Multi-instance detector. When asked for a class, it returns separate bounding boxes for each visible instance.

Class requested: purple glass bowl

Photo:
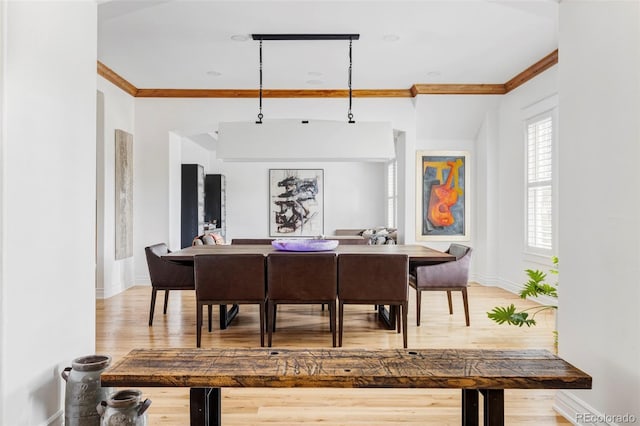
[271,239,339,252]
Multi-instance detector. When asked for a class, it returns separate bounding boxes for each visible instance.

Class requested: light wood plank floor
[96,283,569,425]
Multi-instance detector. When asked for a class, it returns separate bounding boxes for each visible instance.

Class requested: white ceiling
[98,0,558,90]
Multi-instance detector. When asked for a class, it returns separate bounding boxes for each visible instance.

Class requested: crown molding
[97,50,558,98]
[504,49,558,93]
[134,89,413,98]
[411,84,506,96]
[97,61,138,96]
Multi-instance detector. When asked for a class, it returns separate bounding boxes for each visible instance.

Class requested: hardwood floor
[96,283,569,425]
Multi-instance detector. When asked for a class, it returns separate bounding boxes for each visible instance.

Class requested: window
[526,112,554,253]
[386,159,397,228]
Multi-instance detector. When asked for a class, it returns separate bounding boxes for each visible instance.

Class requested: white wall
[1,3,97,424]
[556,1,640,421]
[412,95,500,256]
[181,136,212,171]
[97,76,136,298]
[496,67,559,290]
[133,97,416,283]
[215,160,386,240]
[474,108,500,285]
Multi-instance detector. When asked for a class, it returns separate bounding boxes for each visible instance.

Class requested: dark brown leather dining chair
[409,244,472,326]
[266,253,337,347]
[231,239,274,245]
[144,243,195,326]
[337,254,409,348]
[194,254,266,347]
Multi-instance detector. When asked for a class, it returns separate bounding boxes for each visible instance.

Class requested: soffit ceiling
[98,0,558,90]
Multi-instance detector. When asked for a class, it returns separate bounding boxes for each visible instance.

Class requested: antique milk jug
[97,389,151,426]
[61,354,112,426]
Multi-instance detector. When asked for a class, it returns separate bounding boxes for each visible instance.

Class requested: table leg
[377,305,397,329]
[462,389,479,426]
[480,389,504,426]
[190,387,221,426]
[219,304,240,330]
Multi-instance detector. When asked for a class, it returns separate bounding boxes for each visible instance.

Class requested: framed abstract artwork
[269,169,324,237]
[115,129,133,259]
[416,151,470,241]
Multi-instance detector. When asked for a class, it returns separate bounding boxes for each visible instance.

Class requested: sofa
[334,227,397,245]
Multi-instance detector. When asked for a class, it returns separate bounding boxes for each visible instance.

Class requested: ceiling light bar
[252,34,360,41]
[252,33,360,123]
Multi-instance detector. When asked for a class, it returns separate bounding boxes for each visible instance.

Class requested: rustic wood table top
[101,348,592,390]
[163,244,455,263]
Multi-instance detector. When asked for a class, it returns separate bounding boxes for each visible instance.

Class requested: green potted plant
[487,256,558,327]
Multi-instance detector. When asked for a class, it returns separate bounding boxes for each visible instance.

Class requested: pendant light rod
[252,33,360,123]
[348,39,354,123]
[252,34,359,41]
[256,39,263,124]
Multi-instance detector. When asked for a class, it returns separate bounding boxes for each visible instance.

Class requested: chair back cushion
[414,245,472,288]
[145,243,195,289]
[267,253,337,301]
[338,254,408,302]
[194,254,265,301]
[448,243,470,260]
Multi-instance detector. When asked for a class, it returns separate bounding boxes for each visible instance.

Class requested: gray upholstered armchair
[145,243,195,326]
[409,244,472,326]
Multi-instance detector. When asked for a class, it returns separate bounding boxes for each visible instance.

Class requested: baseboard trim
[136,276,151,286]
[554,390,628,426]
[41,409,63,426]
[470,272,499,286]
[485,277,556,306]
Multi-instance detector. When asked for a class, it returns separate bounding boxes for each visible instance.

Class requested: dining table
[163,243,455,329]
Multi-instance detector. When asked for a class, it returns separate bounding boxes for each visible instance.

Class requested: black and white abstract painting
[269,169,324,237]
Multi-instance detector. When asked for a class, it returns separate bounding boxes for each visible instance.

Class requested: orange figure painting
[418,152,467,240]
[427,161,458,227]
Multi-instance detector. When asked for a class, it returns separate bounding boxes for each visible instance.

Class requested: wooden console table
[101,348,591,426]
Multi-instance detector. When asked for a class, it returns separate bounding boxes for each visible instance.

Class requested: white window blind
[526,114,553,252]
[386,160,397,228]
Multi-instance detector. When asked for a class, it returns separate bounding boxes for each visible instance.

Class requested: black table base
[190,387,505,426]
[218,304,239,329]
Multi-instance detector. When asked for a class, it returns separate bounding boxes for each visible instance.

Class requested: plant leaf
[487,304,536,327]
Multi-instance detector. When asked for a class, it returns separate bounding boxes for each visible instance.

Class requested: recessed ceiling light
[427,71,441,77]
[206,70,222,77]
[230,34,250,42]
[382,34,400,42]
[307,71,323,77]
[306,79,323,85]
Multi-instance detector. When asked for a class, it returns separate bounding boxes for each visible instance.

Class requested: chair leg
[267,301,275,347]
[402,302,408,348]
[259,302,266,347]
[462,288,470,326]
[447,290,453,314]
[163,290,170,314]
[208,305,213,332]
[396,305,401,333]
[416,289,422,326]
[329,301,337,347]
[196,302,202,348]
[272,304,277,332]
[149,288,158,326]
[338,301,344,347]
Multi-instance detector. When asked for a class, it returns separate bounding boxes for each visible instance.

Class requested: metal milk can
[96,389,151,426]
[61,354,112,426]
